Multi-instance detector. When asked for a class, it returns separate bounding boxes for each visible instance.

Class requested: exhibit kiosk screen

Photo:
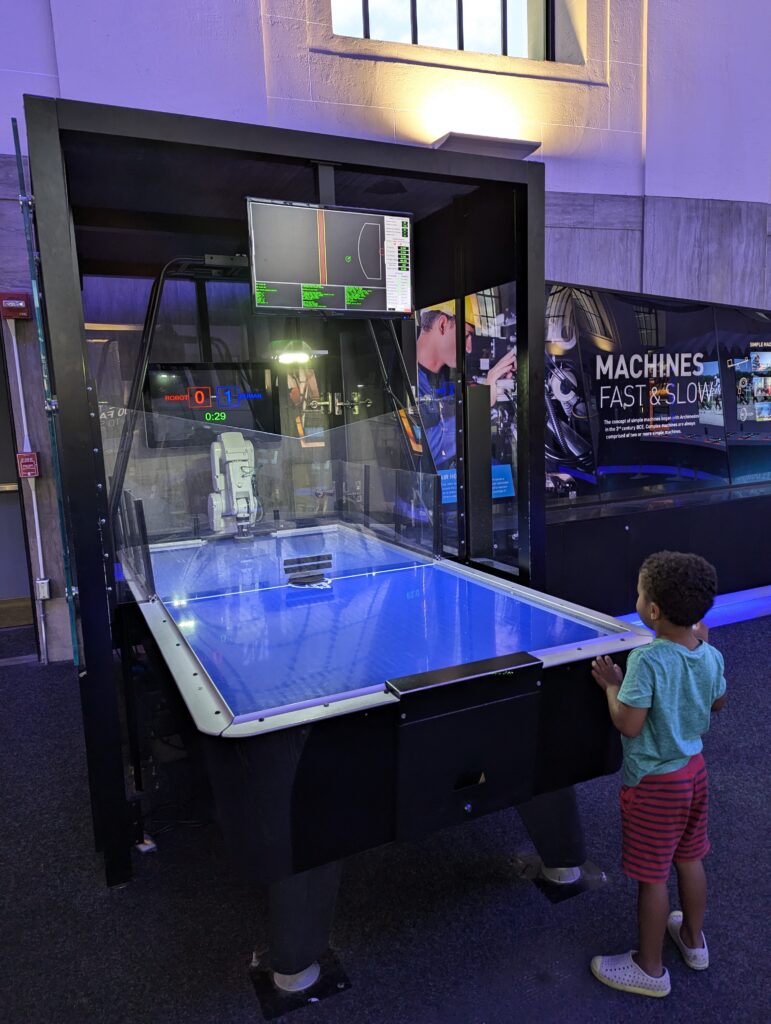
[247,198,413,315]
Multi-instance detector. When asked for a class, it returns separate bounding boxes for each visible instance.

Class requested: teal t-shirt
[617,638,726,787]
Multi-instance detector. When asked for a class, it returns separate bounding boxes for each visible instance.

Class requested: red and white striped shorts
[620,753,710,884]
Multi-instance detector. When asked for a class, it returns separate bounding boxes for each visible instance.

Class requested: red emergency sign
[16,452,40,478]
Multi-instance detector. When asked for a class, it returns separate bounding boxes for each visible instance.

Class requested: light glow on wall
[414,78,528,144]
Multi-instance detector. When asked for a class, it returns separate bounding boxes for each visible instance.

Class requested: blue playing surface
[149,527,611,720]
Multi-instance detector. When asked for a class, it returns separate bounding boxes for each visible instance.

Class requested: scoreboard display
[143,364,275,448]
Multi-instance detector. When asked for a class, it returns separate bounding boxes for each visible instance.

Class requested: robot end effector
[208,432,263,539]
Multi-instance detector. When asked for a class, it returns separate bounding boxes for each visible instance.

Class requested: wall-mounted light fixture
[431,131,541,160]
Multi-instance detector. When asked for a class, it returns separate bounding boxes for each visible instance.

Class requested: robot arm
[208,432,261,538]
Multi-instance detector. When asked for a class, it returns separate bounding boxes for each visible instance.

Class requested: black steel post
[362,0,370,39]
[465,383,493,559]
[315,163,336,206]
[195,279,212,362]
[515,175,546,588]
[453,198,468,561]
[24,96,132,884]
[546,0,556,61]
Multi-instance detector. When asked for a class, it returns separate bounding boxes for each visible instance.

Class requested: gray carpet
[0,618,768,1024]
[0,624,36,658]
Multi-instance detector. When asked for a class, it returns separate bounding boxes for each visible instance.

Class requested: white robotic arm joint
[207,432,262,537]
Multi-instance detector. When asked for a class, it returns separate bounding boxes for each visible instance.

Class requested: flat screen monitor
[143,363,276,448]
[247,197,413,315]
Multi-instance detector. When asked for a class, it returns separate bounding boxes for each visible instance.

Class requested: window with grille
[331,1,555,61]
[633,305,665,349]
[573,288,613,341]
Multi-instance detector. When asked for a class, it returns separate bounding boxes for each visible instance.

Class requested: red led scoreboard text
[162,384,263,422]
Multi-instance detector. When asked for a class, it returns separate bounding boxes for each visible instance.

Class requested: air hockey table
[124,522,650,981]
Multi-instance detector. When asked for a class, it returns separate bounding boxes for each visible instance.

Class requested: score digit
[187,385,213,408]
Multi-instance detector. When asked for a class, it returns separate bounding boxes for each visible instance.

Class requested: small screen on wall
[247,198,413,315]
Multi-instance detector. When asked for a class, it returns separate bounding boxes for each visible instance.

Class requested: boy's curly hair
[638,551,718,627]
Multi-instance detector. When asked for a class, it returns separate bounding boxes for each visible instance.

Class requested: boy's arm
[694,622,728,711]
[591,655,649,738]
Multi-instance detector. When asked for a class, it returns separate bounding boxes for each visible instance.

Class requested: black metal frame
[24,95,545,884]
[24,99,133,885]
[355,0,556,59]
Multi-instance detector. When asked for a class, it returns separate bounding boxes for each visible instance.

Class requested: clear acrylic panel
[465,285,519,568]
[114,410,440,605]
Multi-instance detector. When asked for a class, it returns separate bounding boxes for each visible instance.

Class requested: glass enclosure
[96,263,439,606]
[414,282,519,572]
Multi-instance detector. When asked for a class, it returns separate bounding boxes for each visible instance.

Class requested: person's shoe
[590,951,671,997]
[667,910,709,970]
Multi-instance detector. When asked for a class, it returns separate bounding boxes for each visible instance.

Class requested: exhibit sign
[543,286,732,504]
[415,290,517,505]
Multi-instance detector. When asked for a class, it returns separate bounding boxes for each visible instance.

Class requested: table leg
[267,860,342,978]
[515,786,586,868]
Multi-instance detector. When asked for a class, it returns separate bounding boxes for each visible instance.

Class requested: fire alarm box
[0,293,32,320]
[16,452,40,478]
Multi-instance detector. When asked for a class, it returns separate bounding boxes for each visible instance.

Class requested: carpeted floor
[0,618,768,1024]
[0,623,37,658]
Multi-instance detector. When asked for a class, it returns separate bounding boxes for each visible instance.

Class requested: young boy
[590,551,727,997]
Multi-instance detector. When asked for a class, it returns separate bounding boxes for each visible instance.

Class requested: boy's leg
[674,859,707,948]
[635,881,669,978]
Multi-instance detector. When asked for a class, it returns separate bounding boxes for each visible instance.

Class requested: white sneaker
[667,911,709,970]
[590,951,671,997]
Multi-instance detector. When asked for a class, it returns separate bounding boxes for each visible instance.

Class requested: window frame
[348,0,556,60]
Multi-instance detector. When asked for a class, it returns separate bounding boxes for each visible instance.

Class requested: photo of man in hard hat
[416,297,516,470]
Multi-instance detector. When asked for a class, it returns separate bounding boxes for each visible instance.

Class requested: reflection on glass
[715,307,771,484]
[331,0,364,37]
[417,0,458,50]
[507,0,530,58]
[464,0,502,55]
[370,0,412,43]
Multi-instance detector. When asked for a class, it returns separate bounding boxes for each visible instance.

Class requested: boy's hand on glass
[591,655,623,691]
[693,621,709,643]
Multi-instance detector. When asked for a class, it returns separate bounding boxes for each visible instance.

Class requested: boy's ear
[649,601,660,621]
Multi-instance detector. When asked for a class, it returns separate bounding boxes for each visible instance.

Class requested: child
[589,551,727,997]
